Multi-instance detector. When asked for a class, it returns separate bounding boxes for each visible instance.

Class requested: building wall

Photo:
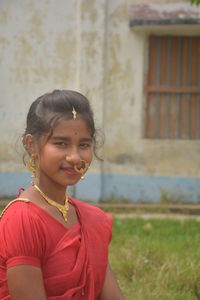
[102,0,200,202]
[0,0,200,202]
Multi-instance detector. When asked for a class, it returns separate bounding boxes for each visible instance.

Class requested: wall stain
[55,33,76,61]
[111,3,128,20]
[0,10,8,25]
[10,35,33,84]
[29,9,45,42]
[0,36,9,50]
[109,153,135,164]
[108,34,121,80]
[81,0,98,24]
[105,139,200,176]
[31,58,50,81]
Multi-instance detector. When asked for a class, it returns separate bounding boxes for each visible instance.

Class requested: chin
[64,178,81,186]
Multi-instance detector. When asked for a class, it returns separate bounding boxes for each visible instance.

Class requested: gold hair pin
[72,106,77,120]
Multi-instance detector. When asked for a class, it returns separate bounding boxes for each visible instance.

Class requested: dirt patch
[113,212,200,221]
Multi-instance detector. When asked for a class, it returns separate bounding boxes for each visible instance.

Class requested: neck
[33,184,69,221]
[34,179,67,205]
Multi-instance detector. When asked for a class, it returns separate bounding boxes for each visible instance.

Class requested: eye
[55,142,67,147]
[79,143,91,149]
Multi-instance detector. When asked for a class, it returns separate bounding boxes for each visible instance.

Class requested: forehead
[52,117,91,136]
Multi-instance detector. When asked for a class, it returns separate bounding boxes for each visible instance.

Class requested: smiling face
[32,117,93,190]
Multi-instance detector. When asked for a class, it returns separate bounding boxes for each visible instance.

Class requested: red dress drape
[0,197,112,299]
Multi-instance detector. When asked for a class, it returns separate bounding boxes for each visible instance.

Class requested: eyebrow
[51,136,93,142]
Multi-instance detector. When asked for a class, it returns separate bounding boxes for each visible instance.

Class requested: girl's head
[22,90,101,159]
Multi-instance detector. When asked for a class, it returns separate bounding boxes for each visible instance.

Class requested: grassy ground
[110,217,200,300]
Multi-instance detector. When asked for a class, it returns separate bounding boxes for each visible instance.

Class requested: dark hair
[22,89,103,160]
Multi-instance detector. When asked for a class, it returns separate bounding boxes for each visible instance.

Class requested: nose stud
[74,160,89,180]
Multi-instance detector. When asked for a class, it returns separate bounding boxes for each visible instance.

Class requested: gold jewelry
[74,160,89,180]
[72,106,77,120]
[28,154,39,179]
[33,184,69,221]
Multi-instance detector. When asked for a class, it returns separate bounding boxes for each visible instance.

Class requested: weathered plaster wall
[78,0,106,153]
[0,0,80,172]
[0,0,105,169]
[103,0,200,177]
[103,0,145,164]
[100,0,200,201]
[0,0,200,201]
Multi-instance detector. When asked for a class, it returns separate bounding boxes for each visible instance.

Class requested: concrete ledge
[129,18,200,26]
[129,3,200,27]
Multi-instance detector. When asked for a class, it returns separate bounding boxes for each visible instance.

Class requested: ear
[24,134,38,156]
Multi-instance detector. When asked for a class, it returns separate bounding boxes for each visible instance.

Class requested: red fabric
[0,198,112,299]
[17,188,25,197]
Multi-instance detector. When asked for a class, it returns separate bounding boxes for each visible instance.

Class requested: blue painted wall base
[0,172,200,203]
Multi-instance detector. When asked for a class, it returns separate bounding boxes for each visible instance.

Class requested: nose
[65,147,80,164]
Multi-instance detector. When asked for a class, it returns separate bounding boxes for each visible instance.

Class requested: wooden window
[145,36,200,139]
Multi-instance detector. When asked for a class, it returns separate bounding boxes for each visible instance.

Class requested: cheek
[86,149,93,162]
[38,146,60,162]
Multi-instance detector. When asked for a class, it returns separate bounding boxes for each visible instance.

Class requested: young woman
[0,90,125,300]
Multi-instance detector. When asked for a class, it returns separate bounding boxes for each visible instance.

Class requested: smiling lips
[61,166,78,176]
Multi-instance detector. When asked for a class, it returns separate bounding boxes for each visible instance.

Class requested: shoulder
[1,199,31,222]
[71,197,113,241]
[0,199,46,235]
[0,199,47,262]
[71,197,111,222]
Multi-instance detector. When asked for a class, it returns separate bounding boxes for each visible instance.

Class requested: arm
[99,262,125,300]
[7,265,47,300]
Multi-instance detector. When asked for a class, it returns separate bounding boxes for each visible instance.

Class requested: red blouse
[0,197,112,299]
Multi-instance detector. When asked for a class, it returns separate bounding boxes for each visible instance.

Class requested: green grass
[109,217,200,300]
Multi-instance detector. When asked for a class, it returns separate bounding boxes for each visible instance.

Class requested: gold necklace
[33,184,69,221]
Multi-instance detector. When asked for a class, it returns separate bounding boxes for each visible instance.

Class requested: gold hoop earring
[74,160,89,180]
[28,154,39,180]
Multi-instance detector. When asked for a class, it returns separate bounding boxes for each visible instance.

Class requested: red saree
[0,197,112,299]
